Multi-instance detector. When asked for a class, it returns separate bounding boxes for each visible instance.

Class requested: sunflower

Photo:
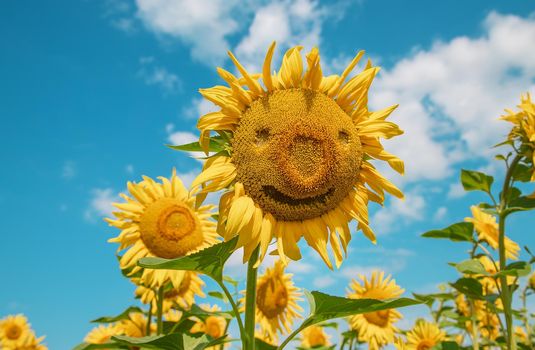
[134,271,205,312]
[300,325,331,349]
[405,320,445,350]
[243,259,302,339]
[501,93,535,180]
[192,43,404,268]
[465,206,520,260]
[107,170,219,288]
[84,324,124,345]
[455,294,500,341]
[190,304,227,347]
[1,332,47,350]
[347,271,404,350]
[475,255,514,293]
[515,326,528,345]
[530,273,535,290]
[0,315,32,348]
[120,312,155,338]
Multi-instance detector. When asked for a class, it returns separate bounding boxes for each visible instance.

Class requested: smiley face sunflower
[193,43,404,268]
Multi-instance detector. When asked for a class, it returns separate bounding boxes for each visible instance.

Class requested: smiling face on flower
[233,89,363,221]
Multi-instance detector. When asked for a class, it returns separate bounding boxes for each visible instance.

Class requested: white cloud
[183,98,218,120]
[433,206,448,222]
[372,190,426,235]
[447,182,466,199]
[84,188,120,222]
[167,128,197,146]
[61,161,76,179]
[135,0,240,64]
[137,56,181,93]
[370,12,535,183]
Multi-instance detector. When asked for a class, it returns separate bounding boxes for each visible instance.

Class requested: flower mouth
[261,185,334,207]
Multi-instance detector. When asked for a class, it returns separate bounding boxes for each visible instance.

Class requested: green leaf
[166,137,224,153]
[112,334,225,350]
[438,341,461,350]
[300,291,421,328]
[506,196,535,215]
[138,237,238,282]
[179,304,234,321]
[450,278,484,300]
[91,306,143,323]
[72,343,126,350]
[512,163,533,182]
[452,259,489,275]
[208,291,226,301]
[421,222,474,242]
[494,261,531,278]
[255,338,278,350]
[460,169,494,193]
[222,276,239,287]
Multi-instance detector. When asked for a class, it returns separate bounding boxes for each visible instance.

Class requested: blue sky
[1,0,535,349]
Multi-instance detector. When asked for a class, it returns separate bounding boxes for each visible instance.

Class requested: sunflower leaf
[452,259,489,275]
[255,338,278,350]
[460,169,494,193]
[72,343,127,350]
[493,261,531,278]
[112,334,225,350]
[137,237,238,282]
[91,306,144,323]
[421,222,474,242]
[166,137,224,153]
[505,196,535,215]
[450,277,484,300]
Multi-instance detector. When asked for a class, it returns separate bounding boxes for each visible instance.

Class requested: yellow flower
[529,273,535,290]
[347,271,404,350]
[107,170,219,288]
[120,312,155,338]
[192,43,404,268]
[84,324,123,345]
[300,325,330,348]
[465,206,520,260]
[501,93,535,181]
[475,255,515,293]
[244,260,302,339]
[164,309,182,323]
[393,336,407,350]
[1,332,47,350]
[455,294,500,341]
[515,326,528,345]
[134,271,206,313]
[405,320,445,350]
[0,315,32,347]
[190,304,227,349]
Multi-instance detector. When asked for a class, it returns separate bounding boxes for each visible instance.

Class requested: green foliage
[494,261,531,277]
[452,259,489,275]
[460,169,494,193]
[166,136,225,153]
[450,277,484,300]
[72,343,126,350]
[91,306,143,323]
[112,333,225,350]
[422,222,474,242]
[138,237,238,282]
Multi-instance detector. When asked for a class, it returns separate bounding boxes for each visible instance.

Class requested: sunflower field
[2,38,535,350]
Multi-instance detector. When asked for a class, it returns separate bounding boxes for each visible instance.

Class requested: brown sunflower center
[416,340,435,350]
[363,310,390,327]
[204,316,223,338]
[139,198,203,259]
[233,88,363,221]
[6,324,22,340]
[256,278,289,319]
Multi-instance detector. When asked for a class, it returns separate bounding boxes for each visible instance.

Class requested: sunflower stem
[146,301,153,336]
[469,299,480,350]
[244,246,260,350]
[216,280,245,344]
[156,286,164,335]
[497,154,521,350]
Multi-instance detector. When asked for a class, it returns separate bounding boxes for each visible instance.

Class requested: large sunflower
[405,320,445,350]
[347,271,404,350]
[134,271,205,312]
[244,259,302,339]
[84,324,124,345]
[0,315,32,348]
[192,43,404,268]
[107,170,219,288]
[465,206,520,260]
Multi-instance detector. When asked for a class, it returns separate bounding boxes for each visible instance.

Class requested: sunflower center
[363,310,390,327]
[256,278,289,319]
[416,340,435,350]
[233,88,363,221]
[139,198,203,259]
[204,317,223,338]
[6,324,22,340]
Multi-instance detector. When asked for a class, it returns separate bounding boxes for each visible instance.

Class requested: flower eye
[338,130,350,144]
[256,128,271,146]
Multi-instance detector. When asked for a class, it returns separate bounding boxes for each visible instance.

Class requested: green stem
[216,280,245,344]
[244,247,260,350]
[469,299,480,350]
[219,318,231,350]
[156,286,164,335]
[146,301,153,336]
[521,287,533,347]
[498,154,522,350]
[278,323,306,350]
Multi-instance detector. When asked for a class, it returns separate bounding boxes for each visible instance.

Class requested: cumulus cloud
[137,56,181,93]
[372,190,426,235]
[370,12,535,183]
[84,188,120,222]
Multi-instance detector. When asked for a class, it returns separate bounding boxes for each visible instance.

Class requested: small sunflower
[107,170,219,288]
[1,332,47,350]
[347,271,404,350]
[164,309,182,323]
[501,93,535,180]
[465,206,520,260]
[300,325,331,349]
[192,43,404,268]
[120,312,155,338]
[515,326,528,345]
[190,304,227,347]
[0,315,31,347]
[405,320,445,350]
[134,271,205,312]
[84,324,124,345]
[244,260,302,339]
